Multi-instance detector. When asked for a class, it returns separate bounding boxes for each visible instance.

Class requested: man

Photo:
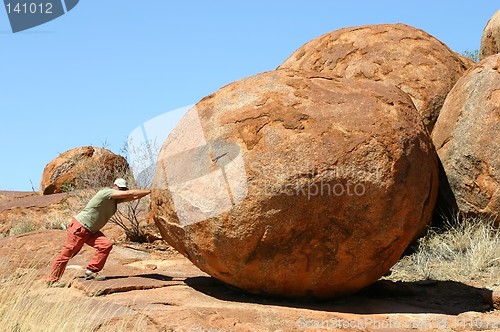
[47,178,151,287]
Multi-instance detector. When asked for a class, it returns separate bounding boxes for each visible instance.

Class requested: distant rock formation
[480,10,500,60]
[278,23,472,132]
[40,146,129,195]
[151,69,439,298]
[432,54,500,220]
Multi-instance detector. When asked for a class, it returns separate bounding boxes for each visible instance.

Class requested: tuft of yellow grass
[8,218,35,236]
[388,215,500,288]
[0,259,153,332]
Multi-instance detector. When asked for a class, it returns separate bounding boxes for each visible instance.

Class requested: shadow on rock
[185,277,493,315]
[73,273,180,296]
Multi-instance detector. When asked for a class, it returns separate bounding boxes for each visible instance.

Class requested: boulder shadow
[130,273,175,281]
[184,277,493,315]
[74,274,175,282]
[73,273,179,296]
[432,157,459,228]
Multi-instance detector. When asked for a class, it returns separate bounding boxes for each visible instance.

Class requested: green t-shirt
[75,188,118,232]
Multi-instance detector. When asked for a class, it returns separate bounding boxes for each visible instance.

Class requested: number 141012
[5,2,53,14]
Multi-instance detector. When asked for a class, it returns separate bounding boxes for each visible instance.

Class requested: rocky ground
[0,191,499,331]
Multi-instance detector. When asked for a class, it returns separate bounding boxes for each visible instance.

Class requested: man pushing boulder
[46,178,150,287]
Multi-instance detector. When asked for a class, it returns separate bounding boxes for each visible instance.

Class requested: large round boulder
[480,9,500,60]
[278,23,472,132]
[151,70,439,298]
[40,146,129,195]
[432,55,500,220]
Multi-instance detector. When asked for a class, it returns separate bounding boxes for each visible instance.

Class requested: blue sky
[0,1,498,191]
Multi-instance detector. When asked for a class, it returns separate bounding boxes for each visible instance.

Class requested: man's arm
[111,189,151,204]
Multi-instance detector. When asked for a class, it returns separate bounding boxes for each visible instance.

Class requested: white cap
[114,178,128,189]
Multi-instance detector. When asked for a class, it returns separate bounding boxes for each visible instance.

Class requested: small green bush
[462,49,480,62]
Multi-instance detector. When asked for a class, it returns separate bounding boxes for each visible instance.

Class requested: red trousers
[47,218,113,282]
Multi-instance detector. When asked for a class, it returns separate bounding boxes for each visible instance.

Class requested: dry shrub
[388,215,500,288]
[73,159,129,193]
[109,196,150,243]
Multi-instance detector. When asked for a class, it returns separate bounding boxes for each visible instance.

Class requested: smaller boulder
[432,55,500,219]
[480,10,500,60]
[278,23,472,132]
[40,146,129,195]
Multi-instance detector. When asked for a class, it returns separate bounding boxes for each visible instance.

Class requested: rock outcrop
[480,10,500,60]
[432,55,500,220]
[278,23,472,132]
[40,146,129,195]
[0,191,68,236]
[151,70,439,298]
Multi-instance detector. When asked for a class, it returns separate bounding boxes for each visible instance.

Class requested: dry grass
[8,218,35,236]
[388,215,500,288]
[4,214,69,238]
[0,259,154,332]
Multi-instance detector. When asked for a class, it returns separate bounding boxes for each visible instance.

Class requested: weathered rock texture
[40,146,129,195]
[481,10,500,60]
[278,24,472,132]
[151,70,439,298]
[432,55,500,220]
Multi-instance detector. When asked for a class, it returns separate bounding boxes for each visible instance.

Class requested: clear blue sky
[0,1,497,191]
